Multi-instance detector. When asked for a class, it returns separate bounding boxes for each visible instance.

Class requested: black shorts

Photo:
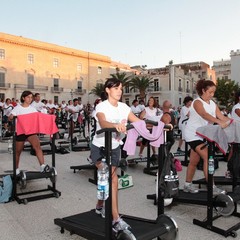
[16,134,36,142]
[187,140,205,151]
[90,144,120,167]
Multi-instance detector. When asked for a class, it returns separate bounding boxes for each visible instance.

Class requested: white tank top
[185,97,216,142]
[231,103,240,121]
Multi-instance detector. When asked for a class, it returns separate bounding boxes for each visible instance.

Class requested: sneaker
[112,217,131,233]
[41,164,51,173]
[183,183,199,193]
[213,186,226,196]
[177,148,184,152]
[225,171,232,179]
[139,154,143,159]
[95,206,105,218]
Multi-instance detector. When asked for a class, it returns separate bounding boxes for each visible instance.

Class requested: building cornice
[0,32,111,64]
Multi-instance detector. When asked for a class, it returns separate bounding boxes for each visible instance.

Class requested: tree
[214,79,239,111]
[110,71,132,87]
[128,75,154,100]
[89,83,105,98]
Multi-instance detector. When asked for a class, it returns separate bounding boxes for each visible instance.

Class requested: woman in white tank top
[183,79,231,195]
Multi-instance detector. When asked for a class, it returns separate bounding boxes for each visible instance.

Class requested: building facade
[230,49,240,84]
[212,59,231,81]
[0,32,133,104]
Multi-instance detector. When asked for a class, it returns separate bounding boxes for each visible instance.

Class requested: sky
[1,0,240,68]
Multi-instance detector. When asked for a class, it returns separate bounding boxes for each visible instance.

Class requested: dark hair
[103,78,122,99]
[234,91,240,104]
[132,99,138,104]
[20,90,33,103]
[147,96,158,108]
[183,96,193,105]
[34,93,40,97]
[196,79,216,96]
[73,98,78,103]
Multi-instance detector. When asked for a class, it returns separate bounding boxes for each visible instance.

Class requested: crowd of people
[0,78,240,235]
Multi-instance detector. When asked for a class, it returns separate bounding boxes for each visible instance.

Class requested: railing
[51,87,63,93]
[74,89,86,94]
[0,83,11,89]
[178,87,183,91]
[14,84,48,90]
[186,88,190,93]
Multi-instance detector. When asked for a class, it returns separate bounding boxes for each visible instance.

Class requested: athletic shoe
[213,186,226,196]
[95,206,105,218]
[139,154,143,159]
[225,171,232,179]
[177,148,184,152]
[112,218,131,233]
[41,164,51,173]
[183,183,199,193]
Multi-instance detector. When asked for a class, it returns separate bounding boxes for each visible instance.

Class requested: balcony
[51,87,63,93]
[186,88,190,93]
[153,86,161,92]
[74,88,86,95]
[0,83,11,89]
[14,84,48,91]
[178,87,183,92]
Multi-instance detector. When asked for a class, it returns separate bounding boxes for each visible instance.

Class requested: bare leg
[185,149,200,182]
[15,141,25,169]
[27,135,45,165]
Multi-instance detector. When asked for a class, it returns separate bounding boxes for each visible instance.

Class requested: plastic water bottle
[208,156,215,175]
[8,139,13,154]
[97,158,109,200]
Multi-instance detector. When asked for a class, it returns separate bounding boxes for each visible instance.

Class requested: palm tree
[110,71,132,87]
[128,75,154,100]
[89,83,105,98]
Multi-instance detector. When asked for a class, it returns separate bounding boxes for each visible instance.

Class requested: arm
[97,112,127,133]
[139,109,146,120]
[194,100,230,128]
[235,108,240,118]
[215,105,231,121]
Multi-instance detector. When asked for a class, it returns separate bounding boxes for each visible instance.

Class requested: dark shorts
[90,144,120,167]
[187,140,205,151]
[16,134,36,142]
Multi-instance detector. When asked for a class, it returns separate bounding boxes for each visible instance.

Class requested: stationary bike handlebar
[96,120,171,135]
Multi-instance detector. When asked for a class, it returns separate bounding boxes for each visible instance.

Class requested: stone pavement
[0,139,239,240]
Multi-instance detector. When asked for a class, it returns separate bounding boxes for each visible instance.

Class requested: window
[98,66,102,74]
[0,72,5,87]
[53,78,59,88]
[179,97,182,105]
[28,53,34,64]
[77,63,82,72]
[178,79,182,91]
[53,58,59,68]
[154,79,159,91]
[155,97,159,105]
[77,81,82,91]
[27,74,34,89]
[0,49,5,60]
[0,93,5,101]
[125,98,130,106]
[54,96,58,104]
[125,83,130,93]
[186,81,190,92]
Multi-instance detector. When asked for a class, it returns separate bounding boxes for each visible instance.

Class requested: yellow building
[0,32,132,104]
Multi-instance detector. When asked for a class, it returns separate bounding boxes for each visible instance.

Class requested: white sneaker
[183,183,199,193]
[112,218,131,233]
[213,186,226,196]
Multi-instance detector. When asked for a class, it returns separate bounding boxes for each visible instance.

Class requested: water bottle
[208,156,215,175]
[8,139,13,154]
[97,158,109,200]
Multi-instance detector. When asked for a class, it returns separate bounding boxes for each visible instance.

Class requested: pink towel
[123,120,164,155]
[16,112,58,135]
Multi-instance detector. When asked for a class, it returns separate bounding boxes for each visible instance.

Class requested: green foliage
[214,79,239,111]
[110,72,132,87]
[128,75,154,100]
[89,83,105,97]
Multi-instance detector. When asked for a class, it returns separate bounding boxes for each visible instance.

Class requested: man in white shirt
[31,93,47,113]
[130,99,141,117]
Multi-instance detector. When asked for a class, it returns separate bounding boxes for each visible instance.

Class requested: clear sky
[1,0,240,68]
